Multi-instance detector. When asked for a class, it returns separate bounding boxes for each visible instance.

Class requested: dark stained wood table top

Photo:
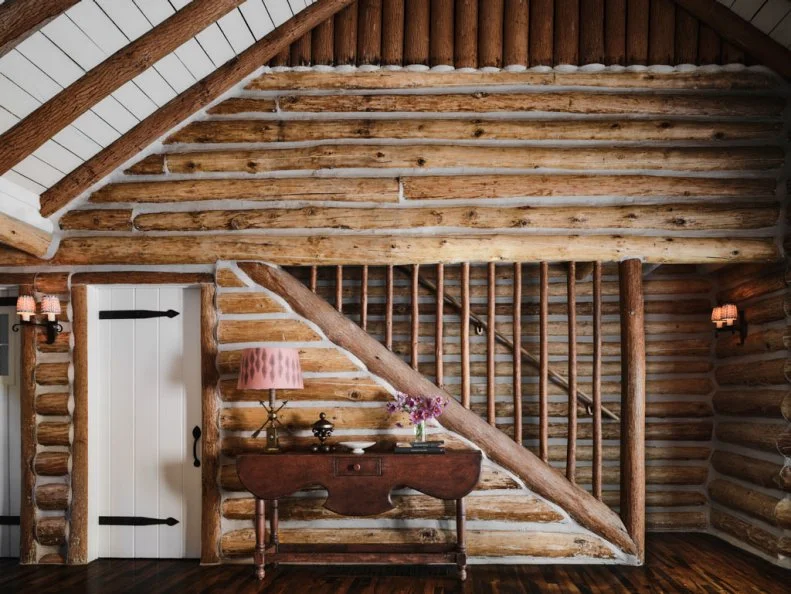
[237,449,482,516]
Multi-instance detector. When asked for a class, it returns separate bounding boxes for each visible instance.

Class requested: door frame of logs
[13,273,219,565]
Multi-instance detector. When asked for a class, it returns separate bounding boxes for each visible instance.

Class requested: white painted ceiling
[0,0,313,194]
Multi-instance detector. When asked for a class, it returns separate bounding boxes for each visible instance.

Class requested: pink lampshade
[41,295,61,321]
[237,347,304,390]
[16,295,36,322]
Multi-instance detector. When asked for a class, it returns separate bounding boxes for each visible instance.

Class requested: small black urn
[311,412,334,453]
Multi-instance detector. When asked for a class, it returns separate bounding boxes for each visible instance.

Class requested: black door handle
[192,425,201,467]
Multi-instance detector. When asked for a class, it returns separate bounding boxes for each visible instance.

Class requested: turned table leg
[456,498,467,581]
[254,498,266,580]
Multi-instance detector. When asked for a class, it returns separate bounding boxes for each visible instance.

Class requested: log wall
[709,260,791,569]
[212,262,627,562]
[288,262,715,532]
[41,67,787,269]
[269,0,754,67]
[0,273,73,564]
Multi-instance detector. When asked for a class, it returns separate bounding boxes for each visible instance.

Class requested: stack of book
[394,440,445,454]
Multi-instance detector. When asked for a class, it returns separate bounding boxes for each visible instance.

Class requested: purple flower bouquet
[386,391,447,442]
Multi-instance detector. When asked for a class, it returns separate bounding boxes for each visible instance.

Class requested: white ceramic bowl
[339,441,376,455]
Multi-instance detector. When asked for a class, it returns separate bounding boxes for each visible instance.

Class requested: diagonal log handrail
[395,265,619,421]
[240,261,638,558]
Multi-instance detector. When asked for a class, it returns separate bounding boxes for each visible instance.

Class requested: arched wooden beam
[39,0,356,218]
[0,0,78,58]
[0,0,245,177]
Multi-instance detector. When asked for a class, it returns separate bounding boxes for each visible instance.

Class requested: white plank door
[0,304,21,558]
[91,287,201,559]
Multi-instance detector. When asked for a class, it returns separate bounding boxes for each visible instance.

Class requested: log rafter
[0,0,245,177]
[0,0,78,58]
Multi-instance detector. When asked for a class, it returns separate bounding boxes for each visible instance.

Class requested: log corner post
[19,321,37,564]
[68,285,89,564]
[200,284,221,564]
[619,259,646,562]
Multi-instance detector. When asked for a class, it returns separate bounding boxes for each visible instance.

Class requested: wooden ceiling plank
[0,0,79,58]
[0,0,244,176]
[674,0,791,78]
[39,0,356,218]
[0,212,52,258]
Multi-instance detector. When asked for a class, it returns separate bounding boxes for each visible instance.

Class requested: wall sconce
[13,294,64,344]
[712,303,747,345]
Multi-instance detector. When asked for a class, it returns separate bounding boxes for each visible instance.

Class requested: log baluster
[513,262,522,444]
[435,263,445,387]
[619,258,646,561]
[593,261,603,500]
[566,262,578,482]
[310,266,318,293]
[411,264,420,370]
[385,264,394,350]
[539,262,549,462]
[487,262,496,425]
[361,265,369,331]
[461,262,471,409]
[335,265,343,312]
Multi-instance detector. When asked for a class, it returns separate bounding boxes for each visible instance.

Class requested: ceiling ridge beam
[673,0,791,79]
[0,0,244,176]
[0,0,79,58]
[39,0,356,218]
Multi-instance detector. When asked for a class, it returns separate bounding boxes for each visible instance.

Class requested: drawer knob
[352,463,361,472]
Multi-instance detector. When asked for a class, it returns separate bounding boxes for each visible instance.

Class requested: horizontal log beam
[716,421,787,453]
[244,69,784,91]
[219,527,616,559]
[34,452,70,476]
[35,517,66,547]
[217,293,285,314]
[0,0,245,174]
[35,483,69,511]
[404,174,777,200]
[58,209,133,231]
[1,234,775,266]
[89,178,398,204]
[709,478,791,528]
[165,117,782,144]
[713,389,791,419]
[0,213,52,258]
[70,271,214,285]
[132,203,780,233]
[711,450,790,492]
[38,0,359,217]
[219,348,359,375]
[219,92,784,117]
[152,145,783,174]
[715,357,790,386]
[221,493,563,522]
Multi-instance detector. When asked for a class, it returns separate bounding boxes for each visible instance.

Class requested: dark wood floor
[0,534,788,593]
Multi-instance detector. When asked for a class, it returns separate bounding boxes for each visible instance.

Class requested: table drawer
[333,457,382,477]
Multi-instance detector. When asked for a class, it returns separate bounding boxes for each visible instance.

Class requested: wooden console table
[236,449,482,581]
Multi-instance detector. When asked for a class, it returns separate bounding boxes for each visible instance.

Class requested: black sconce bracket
[714,313,748,346]
[12,320,64,344]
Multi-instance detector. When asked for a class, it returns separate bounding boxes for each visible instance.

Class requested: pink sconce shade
[41,295,62,321]
[237,347,304,390]
[16,295,36,322]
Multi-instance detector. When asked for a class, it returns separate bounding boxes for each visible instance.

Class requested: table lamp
[237,347,303,453]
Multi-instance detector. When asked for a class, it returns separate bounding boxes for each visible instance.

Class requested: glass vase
[413,420,427,443]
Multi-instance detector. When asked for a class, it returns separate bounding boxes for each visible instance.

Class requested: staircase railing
[286,259,646,560]
[243,261,640,558]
